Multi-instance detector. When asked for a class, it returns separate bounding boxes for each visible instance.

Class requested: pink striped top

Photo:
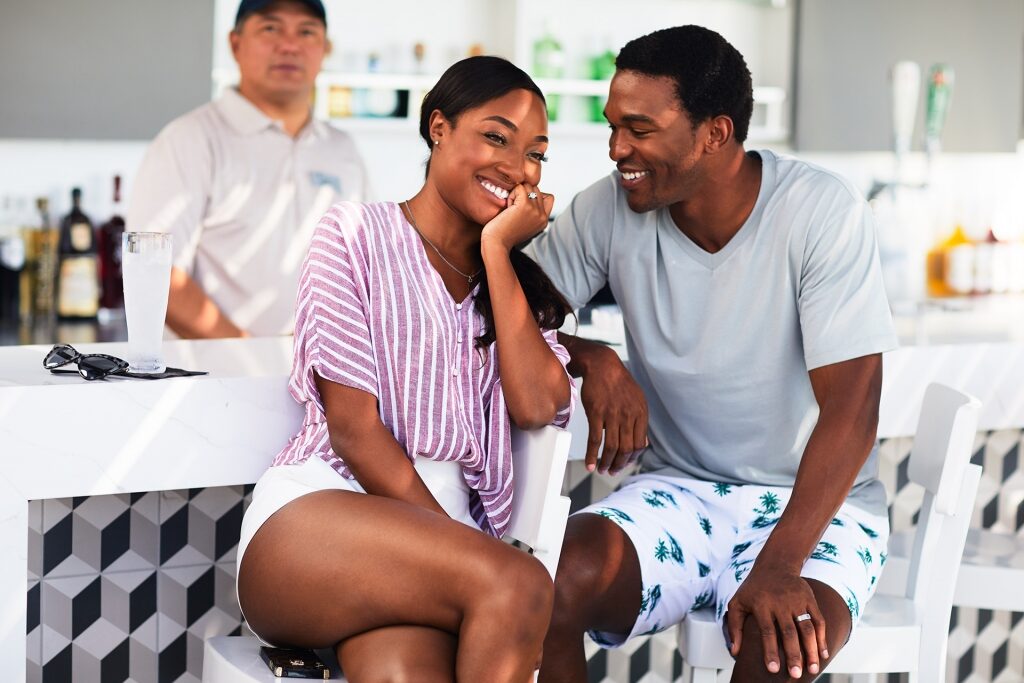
[272,201,574,536]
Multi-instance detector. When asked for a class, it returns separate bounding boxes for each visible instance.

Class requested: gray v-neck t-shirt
[525,150,898,513]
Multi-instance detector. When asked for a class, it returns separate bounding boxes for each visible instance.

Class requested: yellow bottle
[926,225,970,297]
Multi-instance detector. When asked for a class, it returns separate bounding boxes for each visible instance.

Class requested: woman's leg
[238,489,553,683]
[335,625,456,683]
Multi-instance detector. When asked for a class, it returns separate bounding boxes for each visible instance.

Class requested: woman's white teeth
[622,171,648,181]
[481,180,510,199]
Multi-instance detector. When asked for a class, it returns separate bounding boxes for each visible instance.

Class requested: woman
[236,56,574,683]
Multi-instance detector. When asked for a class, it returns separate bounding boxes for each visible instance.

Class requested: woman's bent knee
[485,552,554,634]
[348,663,452,683]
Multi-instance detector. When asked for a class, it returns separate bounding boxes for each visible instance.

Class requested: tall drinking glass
[122,232,173,373]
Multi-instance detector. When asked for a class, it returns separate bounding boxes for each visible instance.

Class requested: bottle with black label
[56,187,100,320]
[97,175,126,310]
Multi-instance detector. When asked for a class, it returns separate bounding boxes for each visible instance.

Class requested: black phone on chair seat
[259,646,330,679]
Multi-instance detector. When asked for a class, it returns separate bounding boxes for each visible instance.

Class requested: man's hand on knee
[725,565,828,679]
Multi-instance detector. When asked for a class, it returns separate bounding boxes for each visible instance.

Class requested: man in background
[128,0,368,338]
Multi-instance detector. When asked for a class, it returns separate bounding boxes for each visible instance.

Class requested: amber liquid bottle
[97,176,125,310]
[56,187,100,320]
[33,198,59,320]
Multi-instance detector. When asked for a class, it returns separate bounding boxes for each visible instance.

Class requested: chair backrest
[908,383,981,513]
[901,383,982,681]
[506,425,572,577]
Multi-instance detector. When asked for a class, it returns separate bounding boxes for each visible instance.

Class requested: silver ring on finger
[527,191,538,199]
[795,613,812,622]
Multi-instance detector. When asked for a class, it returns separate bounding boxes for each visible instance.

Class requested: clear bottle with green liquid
[924,64,954,157]
[533,25,565,121]
[588,41,616,123]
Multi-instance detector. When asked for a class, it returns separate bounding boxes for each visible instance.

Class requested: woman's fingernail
[809,663,820,674]
[767,661,780,673]
[823,649,829,659]
[790,666,802,678]
[586,463,595,472]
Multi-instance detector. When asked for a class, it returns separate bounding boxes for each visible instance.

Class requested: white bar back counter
[3,335,1024,677]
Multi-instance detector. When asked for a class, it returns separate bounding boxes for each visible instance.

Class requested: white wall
[0,0,213,140]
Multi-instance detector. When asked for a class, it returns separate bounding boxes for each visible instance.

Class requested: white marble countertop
[0,338,303,500]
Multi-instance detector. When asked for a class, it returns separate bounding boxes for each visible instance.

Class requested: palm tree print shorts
[579,473,889,649]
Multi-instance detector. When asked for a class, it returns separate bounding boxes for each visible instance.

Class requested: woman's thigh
[337,625,456,683]
[238,488,546,647]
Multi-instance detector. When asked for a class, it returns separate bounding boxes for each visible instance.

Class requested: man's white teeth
[622,171,648,181]
[481,180,510,199]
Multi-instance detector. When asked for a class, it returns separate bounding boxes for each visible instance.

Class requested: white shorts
[236,455,480,643]
[579,473,889,648]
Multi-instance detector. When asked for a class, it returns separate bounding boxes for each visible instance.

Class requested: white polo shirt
[127,88,369,336]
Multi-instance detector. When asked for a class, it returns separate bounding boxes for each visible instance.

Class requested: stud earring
[433,139,440,146]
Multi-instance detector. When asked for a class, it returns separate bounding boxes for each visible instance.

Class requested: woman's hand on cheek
[481,184,554,252]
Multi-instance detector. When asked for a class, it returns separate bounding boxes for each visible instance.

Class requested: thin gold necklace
[403,200,483,284]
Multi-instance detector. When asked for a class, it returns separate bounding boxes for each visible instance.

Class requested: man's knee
[729,580,853,681]
[550,514,642,629]
[805,579,852,647]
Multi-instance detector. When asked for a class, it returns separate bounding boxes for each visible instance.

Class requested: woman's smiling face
[428,88,549,227]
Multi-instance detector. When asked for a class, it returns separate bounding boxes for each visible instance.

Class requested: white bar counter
[3,335,1024,676]
[0,338,301,678]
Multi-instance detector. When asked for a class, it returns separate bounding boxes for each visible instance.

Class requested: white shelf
[212,67,789,142]
[216,68,787,102]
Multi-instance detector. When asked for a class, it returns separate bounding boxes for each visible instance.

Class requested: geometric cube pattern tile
[29,486,248,683]
[27,432,1024,682]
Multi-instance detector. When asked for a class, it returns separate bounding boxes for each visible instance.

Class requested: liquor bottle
[0,199,25,328]
[889,61,920,164]
[362,53,400,118]
[97,175,126,310]
[56,187,100,320]
[924,64,954,158]
[925,225,971,297]
[32,198,59,319]
[533,25,565,121]
[588,38,617,123]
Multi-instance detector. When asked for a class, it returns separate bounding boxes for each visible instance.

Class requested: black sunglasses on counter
[43,344,130,381]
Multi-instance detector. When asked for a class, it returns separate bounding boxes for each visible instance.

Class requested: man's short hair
[234,0,326,30]
[616,25,753,142]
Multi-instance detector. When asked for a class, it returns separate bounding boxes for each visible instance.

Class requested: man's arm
[725,353,883,676]
[557,332,648,474]
[165,267,248,339]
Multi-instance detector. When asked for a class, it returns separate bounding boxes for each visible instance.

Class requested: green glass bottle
[589,45,617,123]
[533,27,565,121]
[924,64,954,156]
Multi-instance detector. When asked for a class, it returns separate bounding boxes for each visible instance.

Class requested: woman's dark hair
[419,56,544,155]
[418,55,572,348]
[616,25,754,142]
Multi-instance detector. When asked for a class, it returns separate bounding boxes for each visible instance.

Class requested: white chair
[203,424,573,682]
[677,383,983,683]
[883,510,1024,614]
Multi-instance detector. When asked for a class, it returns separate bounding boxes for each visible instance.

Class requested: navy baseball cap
[235,0,327,27]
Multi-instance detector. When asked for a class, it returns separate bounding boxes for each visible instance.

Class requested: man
[526,26,898,682]
[128,0,368,338]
